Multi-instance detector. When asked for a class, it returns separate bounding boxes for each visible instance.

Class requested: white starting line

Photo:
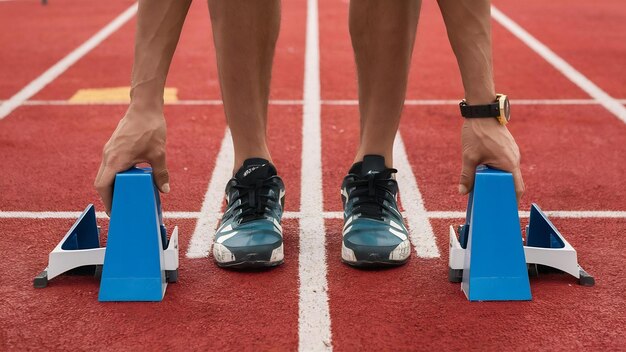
[1,2,625,352]
[4,98,626,106]
[2,210,625,220]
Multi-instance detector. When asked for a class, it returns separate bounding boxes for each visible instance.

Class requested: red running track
[1,0,626,350]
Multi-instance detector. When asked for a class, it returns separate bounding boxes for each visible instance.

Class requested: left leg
[350,0,421,166]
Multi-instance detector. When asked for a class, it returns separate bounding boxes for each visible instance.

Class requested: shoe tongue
[235,158,276,184]
[360,155,387,177]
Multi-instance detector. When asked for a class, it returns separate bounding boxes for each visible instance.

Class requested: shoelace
[231,177,278,224]
[345,170,397,221]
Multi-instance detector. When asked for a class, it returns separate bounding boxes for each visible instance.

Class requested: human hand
[458,118,524,202]
[94,107,170,215]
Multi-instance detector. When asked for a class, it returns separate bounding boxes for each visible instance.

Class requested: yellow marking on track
[68,87,178,103]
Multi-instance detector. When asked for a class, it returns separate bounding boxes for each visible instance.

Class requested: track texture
[0,0,625,350]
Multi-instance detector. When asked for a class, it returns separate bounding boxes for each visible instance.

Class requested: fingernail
[458,184,468,195]
[162,183,170,193]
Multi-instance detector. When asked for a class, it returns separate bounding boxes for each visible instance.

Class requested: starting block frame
[449,203,594,287]
[448,166,594,301]
[34,167,180,302]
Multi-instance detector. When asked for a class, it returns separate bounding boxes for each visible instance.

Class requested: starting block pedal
[524,204,595,287]
[33,204,105,288]
[448,166,594,301]
[34,167,179,302]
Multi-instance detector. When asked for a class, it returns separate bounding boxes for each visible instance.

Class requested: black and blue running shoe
[212,158,285,268]
[341,155,411,267]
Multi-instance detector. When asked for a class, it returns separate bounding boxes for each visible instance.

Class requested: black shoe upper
[341,155,401,223]
[222,158,285,226]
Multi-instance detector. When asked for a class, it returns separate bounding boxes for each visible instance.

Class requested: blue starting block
[448,166,594,301]
[34,167,179,302]
[451,166,531,301]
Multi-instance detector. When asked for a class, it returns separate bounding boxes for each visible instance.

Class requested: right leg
[208,0,281,173]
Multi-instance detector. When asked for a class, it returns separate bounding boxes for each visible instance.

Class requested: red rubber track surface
[492,0,626,98]
[319,0,589,100]
[0,0,135,98]
[0,218,300,351]
[1,0,626,350]
[326,218,626,351]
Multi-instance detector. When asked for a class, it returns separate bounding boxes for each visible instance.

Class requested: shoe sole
[214,243,284,269]
[341,240,410,267]
[341,257,409,268]
[216,259,284,269]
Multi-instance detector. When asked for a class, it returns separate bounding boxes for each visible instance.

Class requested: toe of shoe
[343,219,410,263]
[214,227,283,264]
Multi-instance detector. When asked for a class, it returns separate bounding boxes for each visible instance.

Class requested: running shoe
[213,158,285,268]
[340,155,411,266]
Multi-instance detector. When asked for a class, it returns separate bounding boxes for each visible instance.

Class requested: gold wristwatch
[459,94,510,126]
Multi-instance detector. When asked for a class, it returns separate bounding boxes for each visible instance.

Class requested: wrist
[128,75,167,110]
[464,92,496,106]
[128,99,163,115]
[464,117,503,130]
[128,89,164,115]
[126,100,165,122]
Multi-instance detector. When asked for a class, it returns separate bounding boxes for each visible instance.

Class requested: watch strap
[459,101,500,118]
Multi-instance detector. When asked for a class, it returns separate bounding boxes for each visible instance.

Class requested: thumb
[459,155,479,196]
[150,152,170,194]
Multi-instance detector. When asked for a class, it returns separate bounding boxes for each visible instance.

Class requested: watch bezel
[496,94,510,125]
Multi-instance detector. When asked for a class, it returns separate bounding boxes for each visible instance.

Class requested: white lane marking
[0,3,138,120]
[492,6,626,124]
[11,98,624,106]
[393,134,440,259]
[427,210,626,219]
[185,129,233,258]
[405,99,602,105]
[323,99,604,106]
[3,209,626,220]
[299,0,331,350]
[0,211,202,219]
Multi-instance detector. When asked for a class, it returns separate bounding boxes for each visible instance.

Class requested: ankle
[233,155,273,174]
[353,151,393,168]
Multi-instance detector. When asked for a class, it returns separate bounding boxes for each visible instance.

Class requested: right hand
[458,118,524,203]
[94,108,170,215]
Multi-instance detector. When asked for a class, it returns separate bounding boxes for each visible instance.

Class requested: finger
[149,152,170,194]
[94,164,117,216]
[459,155,479,195]
[94,158,106,191]
[93,159,111,216]
[511,167,525,204]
